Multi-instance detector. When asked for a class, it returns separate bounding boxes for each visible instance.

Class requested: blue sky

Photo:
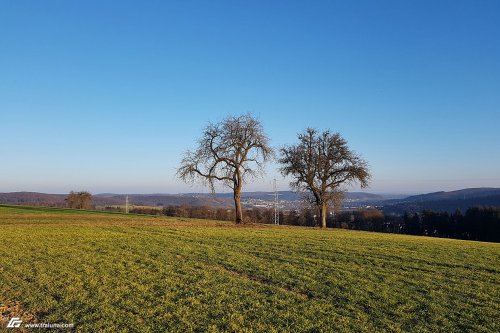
[1,0,499,194]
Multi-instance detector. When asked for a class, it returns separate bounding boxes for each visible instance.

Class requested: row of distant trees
[313,206,499,242]
[72,192,499,242]
[121,204,498,242]
[291,206,500,243]
[399,207,500,242]
[66,188,499,242]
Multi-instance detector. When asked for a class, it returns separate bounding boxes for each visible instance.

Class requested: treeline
[119,205,500,243]
[126,205,328,225]
[399,207,500,242]
[121,205,276,223]
[328,207,500,243]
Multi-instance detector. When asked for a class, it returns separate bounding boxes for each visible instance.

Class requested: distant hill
[403,188,500,202]
[185,191,384,201]
[345,192,385,201]
[100,194,232,207]
[0,192,233,208]
[382,188,500,214]
[0,190,384,209]
[4,188,498,213]
[0,192,68,205]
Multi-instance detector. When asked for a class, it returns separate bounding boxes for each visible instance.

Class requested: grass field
[0,205,499,332]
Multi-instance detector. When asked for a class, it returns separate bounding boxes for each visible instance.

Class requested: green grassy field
[0,205,499,332]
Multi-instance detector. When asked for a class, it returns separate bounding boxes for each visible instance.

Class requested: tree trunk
[234,188,243,224]
[320,202,327,228]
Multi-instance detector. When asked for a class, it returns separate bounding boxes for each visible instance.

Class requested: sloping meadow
[1,206,499,332]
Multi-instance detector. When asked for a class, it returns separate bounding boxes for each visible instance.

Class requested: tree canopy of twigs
[177,114,273,223]
[279,128,370,228]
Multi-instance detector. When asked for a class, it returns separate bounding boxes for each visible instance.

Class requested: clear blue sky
[1,0,499,194]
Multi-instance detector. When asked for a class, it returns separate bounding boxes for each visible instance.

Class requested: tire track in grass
[198,260,315,300]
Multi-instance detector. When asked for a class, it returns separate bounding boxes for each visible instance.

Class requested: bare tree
[66,191,93,209]
[177,114,273,224]
[279,128,370,228]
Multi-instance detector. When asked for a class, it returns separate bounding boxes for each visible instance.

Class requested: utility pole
[273,179,279,225]
[125,195,129,214]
